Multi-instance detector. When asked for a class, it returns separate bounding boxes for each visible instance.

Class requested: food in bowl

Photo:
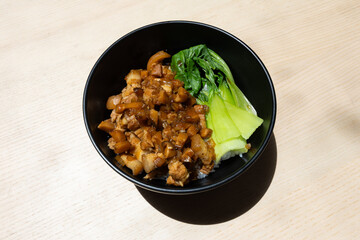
[98,50,216,186]
[98,45,263,186]
[171,45,263,162]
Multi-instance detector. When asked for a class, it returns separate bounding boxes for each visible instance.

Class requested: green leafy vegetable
[171,44,263,162]
[224,101,263,140]
[209,94,240,142]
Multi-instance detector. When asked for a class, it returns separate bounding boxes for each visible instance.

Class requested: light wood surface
[1,1,359,239]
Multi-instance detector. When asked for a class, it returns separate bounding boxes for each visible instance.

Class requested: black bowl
[83,21,276,195]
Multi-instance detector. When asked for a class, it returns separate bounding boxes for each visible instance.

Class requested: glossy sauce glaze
[98,51,215,186]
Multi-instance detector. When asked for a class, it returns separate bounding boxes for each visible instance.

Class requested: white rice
[196,151,246,179]
[151,152,247,181]
[197,171,208,179]
[219,151,244,162]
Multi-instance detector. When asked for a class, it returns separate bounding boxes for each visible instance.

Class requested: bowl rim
[83,20,277,195]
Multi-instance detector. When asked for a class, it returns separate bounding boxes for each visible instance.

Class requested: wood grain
[1,0,359,239]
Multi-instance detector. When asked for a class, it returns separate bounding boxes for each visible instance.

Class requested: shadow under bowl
[137,133,277,224]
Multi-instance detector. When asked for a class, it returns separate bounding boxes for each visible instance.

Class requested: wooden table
[1,1,359,239]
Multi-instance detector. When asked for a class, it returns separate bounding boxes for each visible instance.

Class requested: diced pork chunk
[167,160,189,187]
[150,63,162,77]
[116,155,143,175]
[125,70,142,87]
[191,134,211,165]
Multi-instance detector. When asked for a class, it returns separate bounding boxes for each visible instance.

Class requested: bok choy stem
[171,44,263,162]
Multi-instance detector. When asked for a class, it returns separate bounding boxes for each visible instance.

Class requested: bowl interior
[83,21,276,194]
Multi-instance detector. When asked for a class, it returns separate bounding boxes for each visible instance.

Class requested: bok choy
[171,44,263,162]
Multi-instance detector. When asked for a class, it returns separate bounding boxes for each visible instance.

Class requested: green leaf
[208,49,257,115]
